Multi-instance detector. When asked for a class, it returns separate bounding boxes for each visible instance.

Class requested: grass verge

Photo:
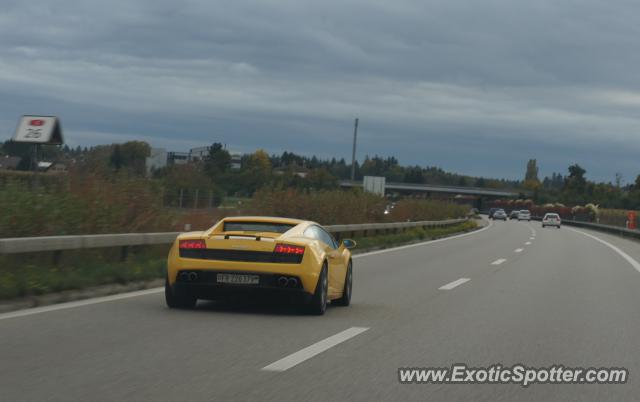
[351,220,478,252]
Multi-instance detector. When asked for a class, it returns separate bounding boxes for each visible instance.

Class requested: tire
[542,224,545,228]
[333,261,352,307]
[165,276,197,309]
[307,263,328,315]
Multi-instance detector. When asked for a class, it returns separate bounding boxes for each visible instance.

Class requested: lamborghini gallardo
[165,216,356,314]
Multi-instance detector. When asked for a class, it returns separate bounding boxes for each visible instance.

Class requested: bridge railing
[0,218,469,255]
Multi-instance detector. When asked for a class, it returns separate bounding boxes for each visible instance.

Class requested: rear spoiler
[209,233,276,242]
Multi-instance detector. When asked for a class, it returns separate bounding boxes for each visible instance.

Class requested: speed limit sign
[12,115,64,144]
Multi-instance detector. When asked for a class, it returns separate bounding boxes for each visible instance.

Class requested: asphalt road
[2,219,640,401]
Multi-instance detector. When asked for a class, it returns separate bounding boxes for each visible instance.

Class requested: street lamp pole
[350,118,358,182]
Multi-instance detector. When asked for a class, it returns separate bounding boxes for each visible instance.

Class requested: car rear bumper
[172,270,314,300]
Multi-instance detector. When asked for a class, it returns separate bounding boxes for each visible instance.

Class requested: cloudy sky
[2,0,640,181]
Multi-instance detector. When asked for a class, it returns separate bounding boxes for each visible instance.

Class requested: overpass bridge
[340,180,521,198]
[339,179,522,209]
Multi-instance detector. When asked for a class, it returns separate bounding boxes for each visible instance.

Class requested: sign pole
[350,118,358,182]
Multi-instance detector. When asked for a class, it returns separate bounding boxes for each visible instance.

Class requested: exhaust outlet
[287,278,298,288]
[179,272,189,282]
[278,277,288,287]
[188,272,198,281]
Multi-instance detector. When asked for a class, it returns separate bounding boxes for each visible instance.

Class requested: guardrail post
[52,250,62,265]
[120,246,129,262]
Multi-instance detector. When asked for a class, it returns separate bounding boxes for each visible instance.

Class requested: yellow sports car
[165,216,356,314]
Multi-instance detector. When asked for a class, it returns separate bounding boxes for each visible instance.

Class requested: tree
[524,159,540,190]
[204,143,231,176]
[566,164,586,188]
[109,141,150,175]
[110,145,123,170]
[562,164,587,203]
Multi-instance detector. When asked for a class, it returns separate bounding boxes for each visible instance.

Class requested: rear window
[545,214,560,219]
[520,210,530,214]
[223,222,295,233]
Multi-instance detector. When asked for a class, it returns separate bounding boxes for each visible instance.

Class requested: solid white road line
[439,278,471,290]
[0,288,164,321]
[525,242,532,245]
[568,228,640,273]
[514,248,524,253]
[2,221,495,321]
[262,327,369,372]
[491,258,507,265]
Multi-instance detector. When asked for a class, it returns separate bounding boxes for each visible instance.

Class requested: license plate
[217,273,259,285]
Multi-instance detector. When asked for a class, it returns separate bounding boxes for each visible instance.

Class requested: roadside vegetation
[351,220,477,251]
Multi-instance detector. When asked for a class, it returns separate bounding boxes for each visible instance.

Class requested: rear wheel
[333,261,352,307]
[165,276,197,309]
[307,263,328,315]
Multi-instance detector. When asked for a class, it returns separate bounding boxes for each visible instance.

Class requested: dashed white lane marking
[567,228,640,273]
[0,288,164,321]
[262,327,370,372]
[514,248,524,253]
[491,258,507,265]
[439,278,471,290]
[525,242,532,245]
[530,237,535,240]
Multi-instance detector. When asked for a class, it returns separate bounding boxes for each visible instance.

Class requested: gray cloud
[2,0,640,181]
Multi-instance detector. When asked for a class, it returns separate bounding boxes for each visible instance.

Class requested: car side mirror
[342,239,357,249]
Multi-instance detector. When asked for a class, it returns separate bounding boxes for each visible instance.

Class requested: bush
[0,174,173,237]
[250,188,388,224]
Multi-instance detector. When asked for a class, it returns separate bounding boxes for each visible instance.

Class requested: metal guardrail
[0,218,468,255]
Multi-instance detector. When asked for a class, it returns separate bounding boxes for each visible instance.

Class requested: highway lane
[1,219,639,401]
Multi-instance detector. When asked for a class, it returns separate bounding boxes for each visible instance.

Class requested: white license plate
[217,273,259,285]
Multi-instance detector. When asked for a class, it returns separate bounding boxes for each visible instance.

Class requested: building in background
[146,148,167,173]
[145,145,243,173]
[167,151,189,165]
[189,146,210,162]
[230,152,242,170]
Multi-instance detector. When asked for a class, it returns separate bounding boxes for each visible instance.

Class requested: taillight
[274,244,305,255]
[179,239,206,249]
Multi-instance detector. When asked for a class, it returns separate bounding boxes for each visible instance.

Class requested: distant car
[542,213,561,228]
[489,208,500,219]
[518,210,531,221]
[493,210,507,220]
[509,210,520,220]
